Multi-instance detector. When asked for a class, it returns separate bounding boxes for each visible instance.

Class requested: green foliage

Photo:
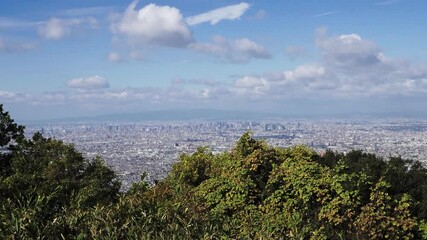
[353,179,417,239]
[419,220,427,239]
[0,104,25,178]
[318,149,427,220]
[0,105,120,239]
[1,104,427,239]
[0,104,24,147]
[170,146,213,186]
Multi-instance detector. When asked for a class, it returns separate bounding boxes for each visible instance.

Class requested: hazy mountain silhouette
[30,109,284,123]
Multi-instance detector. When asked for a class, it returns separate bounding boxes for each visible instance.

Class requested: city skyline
[24,119,427,189]
[1,0,427,120]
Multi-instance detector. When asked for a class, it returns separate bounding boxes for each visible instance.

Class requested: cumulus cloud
[230,28,427,99]
[285,65,326,81]
[189,35,271,63]
[109,2,267,62]
[316,28,381,68]
[9,28,427,113]
[67,76,110,90]
[186,2,251,26]
[233,64,327,97]
[234,76,270,96]
[38,17,97,40]
[111,1,192,48]
[234,38,270,58]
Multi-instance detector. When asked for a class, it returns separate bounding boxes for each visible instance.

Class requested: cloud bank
[233,28,427,99]
[4,28,427,112]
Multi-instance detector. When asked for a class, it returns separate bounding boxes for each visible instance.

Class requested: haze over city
[1,0,427,120]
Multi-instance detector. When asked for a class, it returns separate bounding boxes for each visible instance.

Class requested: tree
[0,104,25,176]
[1,105,427,239]
[0,105,120,238]
[353,179,417,239]
[0,104,24,148]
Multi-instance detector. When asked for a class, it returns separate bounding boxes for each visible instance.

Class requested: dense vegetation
[1,104,427,239]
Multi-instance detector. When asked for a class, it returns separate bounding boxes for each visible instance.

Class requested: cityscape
[26,118,427,190]
[3,0,427,237]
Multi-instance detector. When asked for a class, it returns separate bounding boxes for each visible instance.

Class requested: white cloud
[171,78,224,87]
[38,18,68,39]
[0,36,35,53]
[189,36,228,53]
[109,2,262,61]
[234,38,270,58]
[186,2,251,26]
[233,64,327,97]
[7,28,427,114]
[0,90,17,99]
[313,11,336,18]
[108,52,122,62]
[108,50,145,62]
[229,29,427,99]
[316,28,381,68]
[235,76,265,88]
[287,65,326,80]
[0,16,97,40]
[234,76,270,96]
[38,17,97,40]
[189,36,270,63]
[0,90,28,103]
[67,76,110,90]
[111,1,192,48]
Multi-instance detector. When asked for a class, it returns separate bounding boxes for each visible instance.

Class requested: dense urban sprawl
[26,119,427,190]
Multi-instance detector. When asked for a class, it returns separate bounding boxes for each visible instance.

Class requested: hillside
[1,104,427,239]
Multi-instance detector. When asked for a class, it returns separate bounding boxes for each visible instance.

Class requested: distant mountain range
[23,109,427,124]
[27,109,285,124]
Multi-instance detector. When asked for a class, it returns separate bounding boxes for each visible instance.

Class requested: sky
[1,0,427,120]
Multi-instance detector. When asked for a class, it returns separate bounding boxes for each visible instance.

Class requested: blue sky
[1,0,427,120]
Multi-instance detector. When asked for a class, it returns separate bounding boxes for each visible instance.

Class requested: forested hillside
[1,104,427,239]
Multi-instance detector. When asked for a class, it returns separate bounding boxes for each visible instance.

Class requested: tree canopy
[1,104,427,239]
